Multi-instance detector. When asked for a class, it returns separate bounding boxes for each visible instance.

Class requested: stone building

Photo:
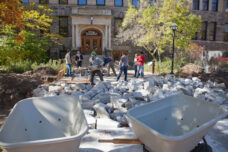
[23,0,228,61]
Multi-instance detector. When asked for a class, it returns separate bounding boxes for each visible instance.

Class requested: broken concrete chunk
[93,103,110,118]
[71,83,85,90]
[48,85,62,92]
[32,88,48,97]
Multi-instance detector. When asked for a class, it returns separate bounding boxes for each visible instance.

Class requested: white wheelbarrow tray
[0,95,88,152]
[127,94,228,152]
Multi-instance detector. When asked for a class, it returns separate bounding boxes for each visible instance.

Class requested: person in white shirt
[65,49,72,76]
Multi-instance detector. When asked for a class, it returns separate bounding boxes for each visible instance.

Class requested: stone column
[76,24,79,48]
[200,0,203,10]
[105,25,108,49]
[108,25,111,49]
[72,24,75,48]
[209,0,212,11]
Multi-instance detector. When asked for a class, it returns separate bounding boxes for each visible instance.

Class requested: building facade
[23,0,228,60]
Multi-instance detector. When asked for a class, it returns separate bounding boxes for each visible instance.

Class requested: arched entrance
[81,28,102,55]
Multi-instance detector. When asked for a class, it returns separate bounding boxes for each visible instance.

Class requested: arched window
[115,0,123,7]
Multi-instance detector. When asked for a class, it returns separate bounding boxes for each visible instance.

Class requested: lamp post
[170,23,178,75]
[90,16,94,24]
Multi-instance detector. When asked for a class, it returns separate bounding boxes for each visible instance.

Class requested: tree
[0,3,62,64]
[0,0,24,29]
[118,0,202,66]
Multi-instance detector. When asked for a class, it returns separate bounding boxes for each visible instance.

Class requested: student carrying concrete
[89,51,104,85]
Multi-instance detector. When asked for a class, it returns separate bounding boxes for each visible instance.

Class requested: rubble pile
[32,75,228,128]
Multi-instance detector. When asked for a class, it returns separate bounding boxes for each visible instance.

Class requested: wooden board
[98,138,143,144]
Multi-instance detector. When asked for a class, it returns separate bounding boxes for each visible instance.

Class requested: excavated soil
[0,67,58,127]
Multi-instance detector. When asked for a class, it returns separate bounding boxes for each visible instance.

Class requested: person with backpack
[136,52,146,78]
[103,56,117,76]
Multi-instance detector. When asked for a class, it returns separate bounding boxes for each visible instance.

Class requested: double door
[82,36,102,55]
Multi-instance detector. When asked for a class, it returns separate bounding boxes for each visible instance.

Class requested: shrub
[144,57,187,74]
[4,60,32,73]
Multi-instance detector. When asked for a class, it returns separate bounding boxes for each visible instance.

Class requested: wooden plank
[98,138,143,144]
[62,79,90,84]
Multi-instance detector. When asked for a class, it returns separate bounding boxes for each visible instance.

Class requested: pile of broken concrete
[32,75,228,128]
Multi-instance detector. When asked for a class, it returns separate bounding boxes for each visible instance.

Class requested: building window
[201,21,208,40]
[224,24,228,41]
[148,0,156,7]
[115,0,123,7]
[39,0,48,4]
[192,32,198,40]
[59,17,68,37]
[212,0,218,11]
[59,0,68,4]
[202,0,209,10]
[114,18,123,36]
[192,0,200,10]
[22,0,29,3]
[226,0,228,12]
[132,0,139,8]
[97,0,105,5]
[209,22,216,41]
[78,0,87,5]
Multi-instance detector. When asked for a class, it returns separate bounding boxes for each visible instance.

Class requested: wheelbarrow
[99,94,227,152]
[126,94,228,152]
[0,96,88,152]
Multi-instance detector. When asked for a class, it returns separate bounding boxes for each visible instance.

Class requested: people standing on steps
[103,56,117,76]
[134,53,138,77]
[75,50,83,69]
[136,52,146,78]
[117,52,128,81]
[89,51,104,85]
[65,49,72,76]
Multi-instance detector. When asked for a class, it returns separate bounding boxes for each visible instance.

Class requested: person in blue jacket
[103,56,117,76]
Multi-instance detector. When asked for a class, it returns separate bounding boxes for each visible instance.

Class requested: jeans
[136,65,144,78]
[66,64,72,76]
[90,70,103,84]
[117,66,128,81]
[134,65,137,77]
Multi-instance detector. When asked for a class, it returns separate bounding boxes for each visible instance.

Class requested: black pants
[90,70,103,84]
[76,61,82,68]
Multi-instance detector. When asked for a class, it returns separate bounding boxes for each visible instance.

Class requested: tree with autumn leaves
[117,0,202,70]
[0,1,61,64]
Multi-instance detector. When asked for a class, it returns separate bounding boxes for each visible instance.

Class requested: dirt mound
[33,67,58,75]
[24,67,58,76]
[0,73,43,108]
[181,63,202,74]
[0,73,45,126]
